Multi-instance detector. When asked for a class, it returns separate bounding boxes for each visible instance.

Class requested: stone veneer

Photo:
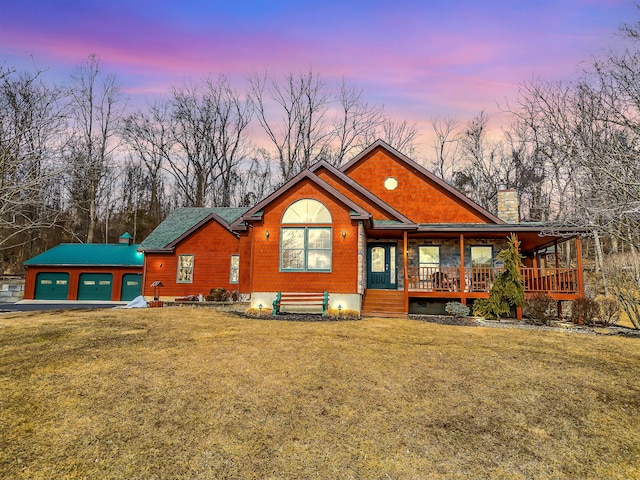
[497,189,519,223]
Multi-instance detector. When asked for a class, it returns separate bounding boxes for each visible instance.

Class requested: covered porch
[361,223,585,317]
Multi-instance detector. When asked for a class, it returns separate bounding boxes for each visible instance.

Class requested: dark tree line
[3,13,640,275]
[0,58,419,272]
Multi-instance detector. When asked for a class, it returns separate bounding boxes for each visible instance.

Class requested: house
[24,233,143,301]
[139,140,585,316]
[138,207,249,298]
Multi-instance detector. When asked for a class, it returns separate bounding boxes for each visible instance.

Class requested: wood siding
[344,147,493,224]
[250,179,360,294]
[314,167,396,221]
[142,219,240,298]
[24,265,142,301]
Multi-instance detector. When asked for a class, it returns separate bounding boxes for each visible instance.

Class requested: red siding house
[140,140,585,316]
[138,207,249,299]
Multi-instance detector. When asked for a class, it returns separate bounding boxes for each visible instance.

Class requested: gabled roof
[340,139,505,224]
[24,243,143,267]
[139,207,249,251]
[309,160,415,226]
[239,170,372,226]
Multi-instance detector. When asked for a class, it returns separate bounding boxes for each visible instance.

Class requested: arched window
[282,199,332,224]
[281,199,332,272]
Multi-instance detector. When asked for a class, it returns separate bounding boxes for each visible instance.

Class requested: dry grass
[1,308,639,479]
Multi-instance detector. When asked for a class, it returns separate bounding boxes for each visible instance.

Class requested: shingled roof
[138,207,249,251]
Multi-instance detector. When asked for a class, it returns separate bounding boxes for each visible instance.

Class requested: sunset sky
[0,0,636,155]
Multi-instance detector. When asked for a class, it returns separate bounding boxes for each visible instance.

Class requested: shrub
[596,296,619,327]
[245,307,270,317]
[206,288,229,302]
[524,292,556,326]
[473,234,524,320]
[445,302,470,319]
[325,308,360,320]
[601,253,640,329]
[571,297,599,326]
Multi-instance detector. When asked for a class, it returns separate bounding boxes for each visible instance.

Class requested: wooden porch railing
[407,266,579,294]
[520,267,579,294]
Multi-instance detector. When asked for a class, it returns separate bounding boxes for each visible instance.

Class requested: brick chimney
[496,186,519,223]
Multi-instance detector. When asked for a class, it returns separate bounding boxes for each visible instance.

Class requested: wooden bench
[272,291,329,316]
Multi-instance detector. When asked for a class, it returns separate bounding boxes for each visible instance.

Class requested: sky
[0,0,637,156]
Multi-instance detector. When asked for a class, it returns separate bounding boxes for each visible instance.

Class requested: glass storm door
[367,244,397,289]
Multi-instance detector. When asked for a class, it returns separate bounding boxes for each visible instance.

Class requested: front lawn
[1,308,638,479]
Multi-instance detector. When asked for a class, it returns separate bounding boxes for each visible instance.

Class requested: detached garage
[24,234,144,301]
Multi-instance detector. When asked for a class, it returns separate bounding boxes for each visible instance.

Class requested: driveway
[0,301,127,312]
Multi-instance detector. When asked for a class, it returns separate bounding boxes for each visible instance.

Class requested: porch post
[576,236,584,298]
[403,231,409,314]
[459,233,466,305]
[515,233,522,320]
[554,241,560,293]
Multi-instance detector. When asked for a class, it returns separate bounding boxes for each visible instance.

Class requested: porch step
[361,290,406,318]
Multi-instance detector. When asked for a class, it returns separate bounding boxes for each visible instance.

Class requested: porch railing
[407,266,579,294]
[520,267,579,294]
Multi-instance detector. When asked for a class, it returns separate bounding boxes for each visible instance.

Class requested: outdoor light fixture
[258,303,263,314]
[338,304,342,318]
[265,230,270,240]
[341,230,347,239]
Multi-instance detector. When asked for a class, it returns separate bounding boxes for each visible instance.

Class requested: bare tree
[168,75,253,207]
[67,54,124,243]
[0,65,68,266]
[234,148,274,207]
[430,116,460,182]
[601,253,640,329]
[122,101,173,224]
[249,69,331,182]
[329,79,384,165]
[380,118,419,156]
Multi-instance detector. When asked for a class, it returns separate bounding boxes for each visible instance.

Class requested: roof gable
[341,139,504,224]
[24,243,143,267]
[310,160,415,226]
[139,207,248,251]
[240,170,371,225]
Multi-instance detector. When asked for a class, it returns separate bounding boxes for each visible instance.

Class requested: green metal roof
[138,207,249,251]
[24,243,144,267]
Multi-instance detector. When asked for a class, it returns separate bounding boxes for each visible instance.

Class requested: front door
[367,244,397,289]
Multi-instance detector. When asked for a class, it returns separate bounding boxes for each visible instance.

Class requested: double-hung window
[177,254,194,283]
[418,245,440,280]
[280,199,332,272]
[229,255,239,284]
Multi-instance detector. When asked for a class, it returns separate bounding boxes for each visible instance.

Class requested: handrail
[407,266,579,294]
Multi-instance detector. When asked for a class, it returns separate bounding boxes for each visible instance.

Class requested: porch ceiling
[364,223,586,255]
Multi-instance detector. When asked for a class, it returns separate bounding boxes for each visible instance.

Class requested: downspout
[459,233,465,305]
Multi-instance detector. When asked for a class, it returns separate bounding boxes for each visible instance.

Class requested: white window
[177,254,194,283]
[229,255,239,284]
[281,199,332,272]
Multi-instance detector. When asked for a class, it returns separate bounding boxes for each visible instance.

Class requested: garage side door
[120,273,142,301]
[77,273,113,301]
[34,272,70,300]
